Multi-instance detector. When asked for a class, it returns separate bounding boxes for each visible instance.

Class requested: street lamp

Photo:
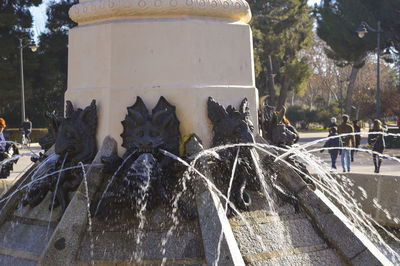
[17,38,38,124]
[356,23,367,38]
[356,20,382,119]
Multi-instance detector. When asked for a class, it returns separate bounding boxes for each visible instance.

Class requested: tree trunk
[291,92,294,106]
[307,82,313,110]
[327,85,338,102]
[266,55,275,106]
[327,90,331,105]
[344,56,365,115]
[344,66,359,115]
[277,77,289,111]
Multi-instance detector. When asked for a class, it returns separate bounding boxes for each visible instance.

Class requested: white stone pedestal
[67,0,258,155]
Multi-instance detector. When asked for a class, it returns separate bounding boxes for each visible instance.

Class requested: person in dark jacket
[321,127,343,170]
[351,120,361,162]
[20,118,32,143]
[329,117,338,129]
[368,119,386,173]
[337,115,355,172]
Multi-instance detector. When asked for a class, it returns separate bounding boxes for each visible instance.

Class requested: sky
[30,0,321,41]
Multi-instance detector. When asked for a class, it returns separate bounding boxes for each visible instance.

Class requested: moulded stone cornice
[69,0,252,24]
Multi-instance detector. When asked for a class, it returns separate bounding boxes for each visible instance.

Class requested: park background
[1,0,399,130]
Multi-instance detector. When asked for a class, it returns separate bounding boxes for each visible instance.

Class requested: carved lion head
[207,97,255,146]
[121,96,180,155]
[54,100,97,164]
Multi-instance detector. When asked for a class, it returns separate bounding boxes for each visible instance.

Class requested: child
[321,127,343,170]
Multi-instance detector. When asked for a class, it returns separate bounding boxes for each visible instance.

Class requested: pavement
[0,143,42,197]
[298,130,400,176]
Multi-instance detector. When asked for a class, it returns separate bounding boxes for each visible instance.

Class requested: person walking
[337,115,355,172]
[329,117,337,129]
[20,118,32,144]
[351,120,361,162]
[321,126,343,170]
[368,119,386,173]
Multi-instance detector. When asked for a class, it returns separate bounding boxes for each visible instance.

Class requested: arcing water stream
[0,132,399,264]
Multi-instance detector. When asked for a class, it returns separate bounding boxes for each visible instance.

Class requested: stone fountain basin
[334,173,400,228]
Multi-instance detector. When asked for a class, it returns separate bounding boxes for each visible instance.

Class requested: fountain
[0,0,399,265]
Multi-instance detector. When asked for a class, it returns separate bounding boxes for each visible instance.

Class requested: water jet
[0,0,399,265]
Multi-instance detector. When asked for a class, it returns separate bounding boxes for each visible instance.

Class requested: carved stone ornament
[55,100,98,165]
[38,111,63,152]
[23,100,98,217]
[69,0,251,24]
[259,104,299,147]
[207,96,255,146]
[207,97,255,210]
[94,96,195,219]
[207,97,300,214]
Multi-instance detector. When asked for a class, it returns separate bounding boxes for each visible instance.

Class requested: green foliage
[249,0,313,103]
[316,102,341,128]
[361,0,400,49]
[4,128,48,143]
[0,0,77,128]
[286,102,341,129]
[280,58,312,96]
[28,0,77,127]
[252,28,264,80]
[315,0,400,65]
[286,105,307,124]
[0,0,42,126]
[314,0,400,114]
[315,0,374,66]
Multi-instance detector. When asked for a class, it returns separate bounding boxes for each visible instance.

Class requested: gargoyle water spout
[259,103,314,189]
[260,104,299,147]
[207,97,255,209]
[207,97,300,213]
[93,96,194,219]
[38,111,63,152]
[23,100,98,216]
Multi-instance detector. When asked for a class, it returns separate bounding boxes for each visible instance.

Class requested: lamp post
[17,38,38,123]
[356,20,382,120]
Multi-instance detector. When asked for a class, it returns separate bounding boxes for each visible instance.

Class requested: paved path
[298,130,400,176]
[0,144,42,197]
[9,144,42,180]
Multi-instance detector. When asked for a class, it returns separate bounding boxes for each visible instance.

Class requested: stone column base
[66,85,258,155]
[67,19,258,155]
